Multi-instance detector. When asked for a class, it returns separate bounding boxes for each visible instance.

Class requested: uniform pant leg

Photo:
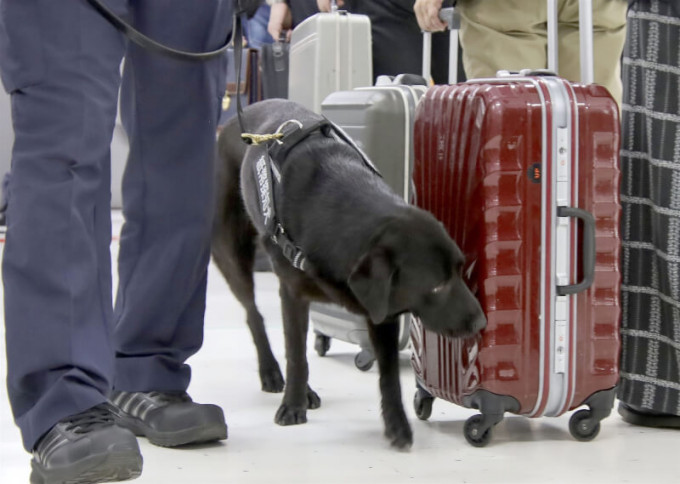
[113,0,232,392]
[0,0,127,451]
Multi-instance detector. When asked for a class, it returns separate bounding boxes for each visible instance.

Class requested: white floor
[0,212,678,484]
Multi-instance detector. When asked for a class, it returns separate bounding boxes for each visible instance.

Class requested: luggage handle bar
[424,2,594,84]
[422,7,460,84]
[547,0,594,84]
[556,206,596,296]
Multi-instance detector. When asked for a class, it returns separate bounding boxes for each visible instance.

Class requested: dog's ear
[348,247,394,324]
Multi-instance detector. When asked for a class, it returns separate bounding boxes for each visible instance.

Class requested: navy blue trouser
[0,0,232,451]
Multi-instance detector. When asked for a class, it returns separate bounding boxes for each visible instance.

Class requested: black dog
[211,99,486,449]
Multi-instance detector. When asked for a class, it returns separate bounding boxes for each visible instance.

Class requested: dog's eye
[431,282,447,294]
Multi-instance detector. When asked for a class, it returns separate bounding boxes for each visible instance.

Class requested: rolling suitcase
[260,39,289,100]
[307,75,427,371]
[410,0,621,446]
[288,3,372,114]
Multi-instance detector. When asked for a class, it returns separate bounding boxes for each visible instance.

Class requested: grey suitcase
[288,8,372,114]
[309,76,426,371]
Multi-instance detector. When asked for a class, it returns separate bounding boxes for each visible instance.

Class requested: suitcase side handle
[556,206,596,296]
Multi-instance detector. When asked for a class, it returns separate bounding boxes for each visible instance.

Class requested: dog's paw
[275,403,308,426]
[307,386,321,410]
[385,420,413,450]
[260,366,285,393]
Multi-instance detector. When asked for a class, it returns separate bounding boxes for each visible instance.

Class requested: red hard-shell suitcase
[410,2,621,446]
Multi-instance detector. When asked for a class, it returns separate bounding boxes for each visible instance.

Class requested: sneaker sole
[30,449,143,484]
[114,413,228,448]
[618,403,680,429]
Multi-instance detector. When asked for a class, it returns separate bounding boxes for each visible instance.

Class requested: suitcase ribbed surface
[411,81,621,416]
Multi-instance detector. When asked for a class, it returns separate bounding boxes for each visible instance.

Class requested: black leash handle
[86,0,232,61]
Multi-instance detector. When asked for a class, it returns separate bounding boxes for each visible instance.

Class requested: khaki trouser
[456,0,628,105]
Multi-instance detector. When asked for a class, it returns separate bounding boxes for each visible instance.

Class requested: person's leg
[114,0,230,396]
[557,0,627,105]
[1,0,128,451]
[456,0,547,78]
[348,0,433,81]
[110,0,232,447]
[618,0,680,426]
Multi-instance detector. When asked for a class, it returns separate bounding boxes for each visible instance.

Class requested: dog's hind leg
[275,283,321,426]
[368,318,413,449]
[211,192,284,393]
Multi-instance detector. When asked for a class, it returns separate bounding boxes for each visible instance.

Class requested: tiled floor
[0,212,677,484]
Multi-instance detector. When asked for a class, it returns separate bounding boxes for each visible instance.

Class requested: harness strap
[272,225,307,271]
[258,120,330,271]
[253,119,382,272]
[268,119,333,161]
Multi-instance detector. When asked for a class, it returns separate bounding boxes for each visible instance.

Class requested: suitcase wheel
[569,409,601,442]
[464,415,493,447]
[314,333,332,357]
[354,349,375,372]
[413,388,434,421]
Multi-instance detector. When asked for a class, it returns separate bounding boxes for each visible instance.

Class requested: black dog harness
[247,118,381,271]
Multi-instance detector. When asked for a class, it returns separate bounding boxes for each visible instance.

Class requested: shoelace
[63,404,115,434]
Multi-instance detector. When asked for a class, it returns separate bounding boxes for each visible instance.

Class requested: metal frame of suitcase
[288,9,372,114]
[308,78,426,371]
[410,0,621,446]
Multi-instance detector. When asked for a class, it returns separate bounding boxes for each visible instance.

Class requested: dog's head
[348,208,486,338]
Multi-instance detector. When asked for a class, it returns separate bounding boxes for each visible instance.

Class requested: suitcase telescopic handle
[556,206,596,296]
[422,7,460,84]
[547,0,594,84]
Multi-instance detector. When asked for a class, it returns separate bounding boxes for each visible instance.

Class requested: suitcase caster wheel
[464,415,493,447]
[354,350,374,371]
[569,409,601,442]
[414,389,434,421]
[314,333,331,357]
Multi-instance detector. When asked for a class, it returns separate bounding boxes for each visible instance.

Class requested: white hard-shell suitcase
[288,8,372,114]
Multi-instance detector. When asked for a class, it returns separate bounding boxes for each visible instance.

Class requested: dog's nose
[470,313,487,333]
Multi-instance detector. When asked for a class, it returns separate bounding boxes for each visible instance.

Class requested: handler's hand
[414,0,448,32]
[268,2,293,41]
[317,0,345,12]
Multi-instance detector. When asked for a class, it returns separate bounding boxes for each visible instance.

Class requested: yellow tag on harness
[240,132,285,145]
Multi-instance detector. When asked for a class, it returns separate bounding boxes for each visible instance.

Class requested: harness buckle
[271,224,306,271]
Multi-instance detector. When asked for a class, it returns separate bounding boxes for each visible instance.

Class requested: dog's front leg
[275,283,321,425]
[368,317,413,449]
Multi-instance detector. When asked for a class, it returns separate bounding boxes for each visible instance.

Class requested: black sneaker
[618,402,680,429]
[30,404,142,484]
[109,391,228,447]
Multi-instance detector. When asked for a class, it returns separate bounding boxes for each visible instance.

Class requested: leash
[86,0,238,61]
[86,0,384,272]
